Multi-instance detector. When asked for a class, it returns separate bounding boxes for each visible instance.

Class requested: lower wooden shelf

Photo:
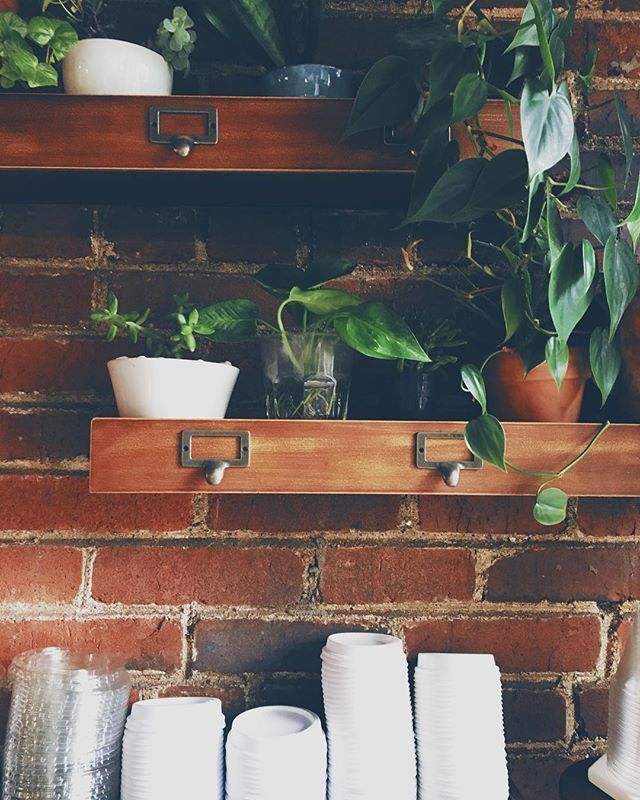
[89,419,639,495]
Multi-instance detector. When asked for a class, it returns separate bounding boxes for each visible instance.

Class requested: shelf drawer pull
[148,107,218,157]
[180,430,250,485]
[416,432,482,487]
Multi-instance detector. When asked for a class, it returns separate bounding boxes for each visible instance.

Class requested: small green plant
[155,6,196,76]
[397,317,465,373]
[91,292,258,358]
[0,10,77,87]
[42,0,109,38]
[194,0,325,70]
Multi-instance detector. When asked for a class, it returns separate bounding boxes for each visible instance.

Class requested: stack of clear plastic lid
[2,647,131,800]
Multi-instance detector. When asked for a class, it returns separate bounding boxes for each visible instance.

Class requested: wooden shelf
[89,419,639,495]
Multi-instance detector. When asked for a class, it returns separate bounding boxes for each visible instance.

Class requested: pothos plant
[348,0,639,524]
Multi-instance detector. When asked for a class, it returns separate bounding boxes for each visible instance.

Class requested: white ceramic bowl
[107,356,239,419]
[64,39,172,95]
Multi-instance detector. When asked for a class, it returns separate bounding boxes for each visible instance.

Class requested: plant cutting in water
[91,292,259,357]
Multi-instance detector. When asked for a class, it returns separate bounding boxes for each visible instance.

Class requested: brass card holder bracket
[148,107,218,157]
[416,432,483,487]
[180,430,250,485]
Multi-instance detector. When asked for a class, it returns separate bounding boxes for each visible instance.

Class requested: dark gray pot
[261,64,358,98]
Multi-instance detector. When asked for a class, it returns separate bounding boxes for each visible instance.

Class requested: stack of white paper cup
[225,705,327,800]
[121,697,225,800]
[589,610,640,799]
[414,653,509,800]
[321,632,417,800]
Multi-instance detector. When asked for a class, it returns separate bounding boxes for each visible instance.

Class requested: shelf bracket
[416,432,482,487]
[180,430,250,486]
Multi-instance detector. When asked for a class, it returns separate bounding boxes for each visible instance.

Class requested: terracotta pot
[620,295,640,422]
[484,348,590,422]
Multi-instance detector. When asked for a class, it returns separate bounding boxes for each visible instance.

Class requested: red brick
[509,753,576,800]
[0,618,182,671]
[503,687,566,744]
[160,683,246,722]
[193,619,376,674]
[320,546,475,603]
[0,338,135,396]
[92,545,304,606]
[0,408,93,462]
[486,545,640,602]
[0,205,92,259]
[101,207,197,263]
[577,686,609,739]
[209,495,401,533]
[578,499,640,537]
[207,207,299,263]
[0,546,82,602]
[0,475,192,534]
[580,20,640,79]
[312,210,406,266]
[404,616,602,673]
[0,271,94,327]
[418,496,561,535]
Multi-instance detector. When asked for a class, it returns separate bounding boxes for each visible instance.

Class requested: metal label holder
[148,107,218,157]
[181,430,250,485]
[416,432,483,487]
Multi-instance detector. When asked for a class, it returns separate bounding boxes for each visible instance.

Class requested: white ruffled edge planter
[107,357,239,419]
[63,39,172,96]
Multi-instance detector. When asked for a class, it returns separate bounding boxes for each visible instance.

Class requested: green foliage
[156,6,196,76]
[0,11,76,88]
[589,327,622,407]
[91,292,258,358]
[464,413,506,471]
[398,317,465,372]
[193,0,325,70]
[533,487,568,525]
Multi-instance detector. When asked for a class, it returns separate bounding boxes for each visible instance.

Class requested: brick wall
[1,1,640,798]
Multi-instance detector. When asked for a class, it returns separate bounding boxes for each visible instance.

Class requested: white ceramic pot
[63,39,172,95]
[107,357,239,419]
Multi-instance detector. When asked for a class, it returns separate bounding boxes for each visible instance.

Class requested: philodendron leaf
[501,276,526,341]
[254,263,308,298]
[305,257,357,287]
[533,487,568,525]
[544,336,569,390]
[590,326,622,406]
[615,91,634,184]
[464,413,506,471]
[289,286,361,316]
[345,56,419,137]
[622,170,640,250]
[427,41,473,107]
[451,73,489,123]
[460,363,487,413]
[521,79,574,178]
[599,154,617,212]
[548,242,596,343]
[333,302,430,362]
[603,235,639,341]
[576,194,617,246]
[546,194,563,263]
[196,299,259,342]
[529,0,555,84]
[560,132,581,196]
[505,0,554,51]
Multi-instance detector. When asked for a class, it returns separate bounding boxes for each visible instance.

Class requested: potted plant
[54,0,196,94]
[90,291,258,418]
[254,257,431,418]
[0,9,78,88]
[194,0,357,97]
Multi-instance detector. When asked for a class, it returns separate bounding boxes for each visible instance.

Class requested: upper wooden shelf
[89,419,640,496]
[1,94,414,174]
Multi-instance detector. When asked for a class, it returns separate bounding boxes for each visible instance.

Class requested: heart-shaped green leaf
[533,487,568,525]
[505,0,555,52]
[345,56,419,137]
[254,264,308,298]
[464,413,506,471]
[501,276,526,341]
[305,257,357,287]
[334,302,430,362]
[460,364,487,413]
[544,336,569,390]
[289,286,362,316]
[521,80,574,178]
[576,194,617,246]
[615,92,634,184]
[451,73,489,123]
[548,243,596,343]
[603,235,639,341]
[589,326,621,406]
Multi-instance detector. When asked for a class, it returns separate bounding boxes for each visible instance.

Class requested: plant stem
[537,420,611,492]
[276,299,304,374]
